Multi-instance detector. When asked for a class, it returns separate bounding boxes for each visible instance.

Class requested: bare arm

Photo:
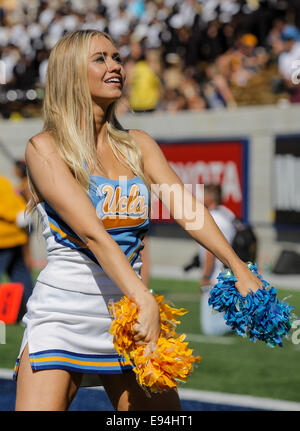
[130,129,263,296]
[25,133,160,344]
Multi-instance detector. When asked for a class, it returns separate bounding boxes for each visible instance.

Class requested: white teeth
[106,78,120,83]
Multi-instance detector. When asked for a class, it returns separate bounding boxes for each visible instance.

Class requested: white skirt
[13,281,134,385]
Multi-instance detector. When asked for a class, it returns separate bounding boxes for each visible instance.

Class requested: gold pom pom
[108,294,201,394]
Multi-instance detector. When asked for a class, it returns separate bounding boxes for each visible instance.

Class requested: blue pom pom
[208,262,296,347]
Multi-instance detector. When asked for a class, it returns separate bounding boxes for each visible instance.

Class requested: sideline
[0,369,13,379]
[177,388,300,411]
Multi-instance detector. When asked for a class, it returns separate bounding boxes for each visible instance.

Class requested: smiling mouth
[104,78,122,86]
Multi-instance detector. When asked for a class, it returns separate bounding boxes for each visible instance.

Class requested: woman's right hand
[132,291,161,347]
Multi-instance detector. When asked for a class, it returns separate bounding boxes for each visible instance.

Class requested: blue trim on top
[44,202,85,247]
[42,164,150,265]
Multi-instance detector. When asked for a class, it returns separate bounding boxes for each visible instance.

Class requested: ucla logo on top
[95,178,149,230]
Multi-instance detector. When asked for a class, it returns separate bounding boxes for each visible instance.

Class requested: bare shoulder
[128,129,170,183]
[25,131,58,162]
[128,128,157,153]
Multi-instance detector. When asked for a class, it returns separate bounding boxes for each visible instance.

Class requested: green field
[1,273,300,402]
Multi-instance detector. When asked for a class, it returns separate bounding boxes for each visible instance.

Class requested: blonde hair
[26,29,149,215]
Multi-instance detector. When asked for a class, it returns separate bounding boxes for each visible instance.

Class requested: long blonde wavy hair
[26,29,149,215]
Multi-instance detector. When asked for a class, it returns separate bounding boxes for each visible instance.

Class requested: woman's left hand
[234,264,264,297]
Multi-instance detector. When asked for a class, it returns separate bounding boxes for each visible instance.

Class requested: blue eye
[94,54,123,64]
[113,55,122,64]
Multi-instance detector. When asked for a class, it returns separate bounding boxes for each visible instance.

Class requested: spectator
[265,17,286,57]
[218,33,268,87]
[199,184,236,336]
[0,175,33,321]
[1,44,21,88]
[14,159,34,271]
[161,87,188,112]
[278,25,300,103]
[37,48,49,87]
[238,33,268,74]
[127,0,145,20]
[38,1,56,29]
[0,0,299,114]
[108,6,131,41]
[201,20,225,62]
[203,62,237,108]
[128,47,162,113]
[179,74,206,111]
[13,54,37,90]
[162,52,184,90]
[44,10,66,49]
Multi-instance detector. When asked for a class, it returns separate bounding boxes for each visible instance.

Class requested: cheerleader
[14,29,263,411]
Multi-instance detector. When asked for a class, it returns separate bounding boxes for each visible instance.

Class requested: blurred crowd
[1,0,300,118]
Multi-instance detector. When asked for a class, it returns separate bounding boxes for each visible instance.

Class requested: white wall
[1,104,300,271]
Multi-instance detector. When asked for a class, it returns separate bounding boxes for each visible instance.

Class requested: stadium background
[1,0,300,411]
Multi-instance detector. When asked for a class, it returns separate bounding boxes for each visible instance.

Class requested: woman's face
[87,35,125,105]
